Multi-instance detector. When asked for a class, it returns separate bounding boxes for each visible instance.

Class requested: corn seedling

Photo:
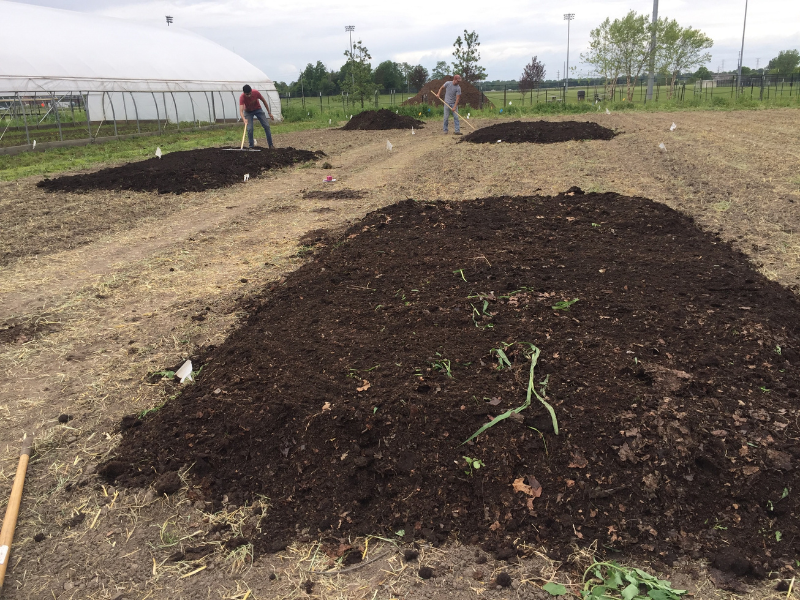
[462,456,484,476]
[139,401,166,419]
[453,268,467,282]
[471,303,494,329]
[491,343,514,369]
[432,359,453,377]
[581,561,687,600]
[463,343,558,444]
[552,298,579,311]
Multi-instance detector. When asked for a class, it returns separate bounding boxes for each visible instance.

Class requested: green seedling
[552,298,579,311]
[453,268,467,282]
[463,456,484,476]
[592,223,601,227]
[760,386,771,393]
[471,304,494,329]
[491,346,512,370]
[152,369,176,380]
[463,343,558,444]
[138,401,166,419]
[432,359,453,378]
[581,561,687,600]
[775,531,782,542]
[775,344,782,355]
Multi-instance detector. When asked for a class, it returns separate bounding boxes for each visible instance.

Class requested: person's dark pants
[244,109,274,148]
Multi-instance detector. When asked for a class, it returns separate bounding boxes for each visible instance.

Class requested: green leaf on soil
[543,582,567,596]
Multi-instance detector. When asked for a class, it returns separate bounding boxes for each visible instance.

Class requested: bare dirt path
[0,109,798,599]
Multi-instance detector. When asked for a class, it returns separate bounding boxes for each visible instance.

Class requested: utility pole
[345,25,355,86]
[564,14,575,101]
[165,15,173,26]
[736,0,748,87]
[645,0,658,101]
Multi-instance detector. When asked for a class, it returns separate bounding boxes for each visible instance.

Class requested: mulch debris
[103,190,799,571]
[461,120,617,144]
[341,109,423,131]
[302,189,366,200]
[36,147,325,195]
[403,76,493,110]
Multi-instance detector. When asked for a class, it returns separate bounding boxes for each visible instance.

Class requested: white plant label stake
[155,147,162,159]
[386,140,393,151]
[32,140,36,150]
[605,108,611,115]
[411,127,415,135]
[670,122,677,131]
[243,173,250,182]
[175,360,193,383]
[659,142,667,152]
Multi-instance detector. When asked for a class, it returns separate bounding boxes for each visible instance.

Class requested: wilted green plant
[552,298,579,311]
[581,561,686,600]
[463,343,558,444]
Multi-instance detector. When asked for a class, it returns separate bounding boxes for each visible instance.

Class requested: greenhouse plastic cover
[0,1,276,95]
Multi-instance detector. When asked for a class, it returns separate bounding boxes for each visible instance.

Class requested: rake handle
[431,92,476,130]
[0,436,32,591]
[240,119,247,150]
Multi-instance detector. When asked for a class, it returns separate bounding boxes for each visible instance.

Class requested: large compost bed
[37,147,325,194]
[102,189,799,571]
[461,120,617,144]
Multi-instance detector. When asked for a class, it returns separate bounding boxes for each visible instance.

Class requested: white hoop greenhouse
[0,0,280,150]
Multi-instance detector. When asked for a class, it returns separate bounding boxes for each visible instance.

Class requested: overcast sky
[17,0,800,82]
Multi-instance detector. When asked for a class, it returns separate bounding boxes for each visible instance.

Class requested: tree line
[274,19,799,104]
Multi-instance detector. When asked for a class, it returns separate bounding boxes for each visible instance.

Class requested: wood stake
[240,120,247,150]
[0,436,32,591]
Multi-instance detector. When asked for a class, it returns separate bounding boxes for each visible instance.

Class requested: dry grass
[0,110,798,598]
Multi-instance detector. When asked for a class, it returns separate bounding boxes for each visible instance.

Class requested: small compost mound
[461,120,616,144]
[104,190,800,570]
[341,109,423,131]
[302,189,366,200]
[37,147,325,195]
[403,76,493,109]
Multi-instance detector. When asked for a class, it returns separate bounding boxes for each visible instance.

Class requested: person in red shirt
[239,84,275,149]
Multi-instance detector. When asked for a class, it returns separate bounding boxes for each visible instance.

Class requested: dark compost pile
[403,76,494,110]
[37,147,325,195]
[461,120,617,144]
[341,109,423,131]
[103,190,799,571]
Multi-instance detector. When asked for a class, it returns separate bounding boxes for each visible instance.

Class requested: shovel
[0,436,32,592]
[431,93,476,131]
[221,120,261,151]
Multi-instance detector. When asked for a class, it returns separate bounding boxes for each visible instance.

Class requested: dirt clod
[461,120,617,144]
[303,580,314,594]
[57,414,72,424]
[496,572,512,587]
[36,147,325,195]
[153,471,182,496]
[33,533,45,542]
[341,109,423,131]
[403,548,419,562]
[418,567,434,579]
[403,76,493,110]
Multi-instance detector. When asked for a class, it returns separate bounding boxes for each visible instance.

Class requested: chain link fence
[0,90,282,153]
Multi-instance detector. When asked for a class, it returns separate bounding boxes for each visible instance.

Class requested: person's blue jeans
[244,109,274,148]
[443,104,460,133]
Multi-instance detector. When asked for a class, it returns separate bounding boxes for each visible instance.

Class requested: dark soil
[341,109,423,131]
[461,121,617,144]
[36,147,325,195]
[404,77,494,110]
[103,190,800,571]
[302,189,366,200]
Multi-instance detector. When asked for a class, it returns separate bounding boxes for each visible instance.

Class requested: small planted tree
[582,18,623,101]
[452,30,487,84]
[519,56,545,103]
[658,20,713,98]
[342,40,379,108]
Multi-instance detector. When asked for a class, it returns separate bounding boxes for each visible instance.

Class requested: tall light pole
[736,0,748,89]
[645,0,658,101]
[564,14,575,101]
[345,25,355,86]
